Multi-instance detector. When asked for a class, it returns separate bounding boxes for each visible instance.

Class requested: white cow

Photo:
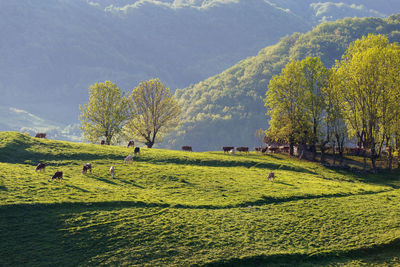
[110,166,115,178]
[124,155,134,164]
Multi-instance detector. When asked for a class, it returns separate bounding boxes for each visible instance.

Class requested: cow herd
[35,140,141,182]
[181,145,290,155]
[34,138,280,182]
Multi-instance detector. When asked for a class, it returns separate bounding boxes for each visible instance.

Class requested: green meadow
[1,132,400,266]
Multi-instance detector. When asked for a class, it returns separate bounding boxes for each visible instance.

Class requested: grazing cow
[110,166,115,178]
[35,133,46,138]
[49,171,63,181]
[100,140,106,145]
[124,155,134,164]
[82,163,92,174]
[255,147,263,153]
[230,149,235,155]
[127,140,135,148]
[236,147,249,154]
[35,162,46,172]
[134,147,140,156]
[269,147,279,153]
[267,172,275,181]
[279,146,290,153]
[261,147,268,154]
[223,146,235,153]
[182,146,193,152]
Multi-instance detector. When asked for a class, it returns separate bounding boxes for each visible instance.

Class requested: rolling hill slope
[1,131,400,266]
[167,15,400,151]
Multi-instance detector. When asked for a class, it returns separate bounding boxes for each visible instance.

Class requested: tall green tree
[79,81,130,145]
[125,78,181,148]
[265,59,311,156]
[301,57,329,160]
[333,34,400,172]
[322,70,347,165]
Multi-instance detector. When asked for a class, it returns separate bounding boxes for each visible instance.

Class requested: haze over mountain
[0,0,398,142]
[167,15,400,151]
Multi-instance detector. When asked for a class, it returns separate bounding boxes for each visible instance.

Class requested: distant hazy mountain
[0,107,81,141]
[0,0,311,124]
[1,0,396,127]
[166,15,400,151]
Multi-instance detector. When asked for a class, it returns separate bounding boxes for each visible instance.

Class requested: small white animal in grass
[124,155,134,164]
[267,172,275,181]
[230,149,235,155]
[110,166,115,178]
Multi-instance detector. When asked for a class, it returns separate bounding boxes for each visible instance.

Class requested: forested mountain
[0,0,310,124]
[1,0,399,141]
[167,15,400,151]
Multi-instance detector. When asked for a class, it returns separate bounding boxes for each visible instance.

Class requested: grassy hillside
[169,15,400,151]
[1,131,400,266]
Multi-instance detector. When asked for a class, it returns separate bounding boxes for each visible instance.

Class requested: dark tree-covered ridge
[167,16,400,151]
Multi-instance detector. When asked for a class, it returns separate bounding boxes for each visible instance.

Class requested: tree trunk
[289,142,294,156]
[388,146,393,172]
[312,125,317,161]
[311,144,317,162]
[370,146,377,173]
[320,146,325,163]
[105,130,111,145]
[145,141,154,148]
[333,144,336,166]
[363,151,367,172]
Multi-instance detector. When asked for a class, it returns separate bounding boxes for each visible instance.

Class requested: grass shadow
[273,181,295,187]
[90,176,119,186]
[134,156,316,175]
[0,202,142,266]
[113,177,145,189]
[327,166,400,188]
[65,184,90,193]
[203,237,400,266]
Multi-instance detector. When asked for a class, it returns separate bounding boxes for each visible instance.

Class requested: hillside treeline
[167,15,400,151]
[266,34,400,172]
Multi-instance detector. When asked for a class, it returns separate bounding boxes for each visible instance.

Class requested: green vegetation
[265,34,400,172]
[1,131,400,266]
[80,79,181,148]
[125,78,181,148]
[79,81,130,145]
[169,15,400,151]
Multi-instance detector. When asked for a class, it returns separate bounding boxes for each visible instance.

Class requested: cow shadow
[113,177,145,189]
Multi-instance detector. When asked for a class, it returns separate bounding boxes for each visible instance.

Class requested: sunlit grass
[1,131,400,266]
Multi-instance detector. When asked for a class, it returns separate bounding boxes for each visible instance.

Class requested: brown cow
[127,140,135,148]
[236,147,249,154]
[255,147,263,153]
[49,171,63,181]
[35,162,46,172]
[182,146,193,152]
[279,146,290,153]
[223,146,235,153]
[35,133,46,138]
[267,172,275,181]
[82,163,92,174]
[269,147,279,153]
